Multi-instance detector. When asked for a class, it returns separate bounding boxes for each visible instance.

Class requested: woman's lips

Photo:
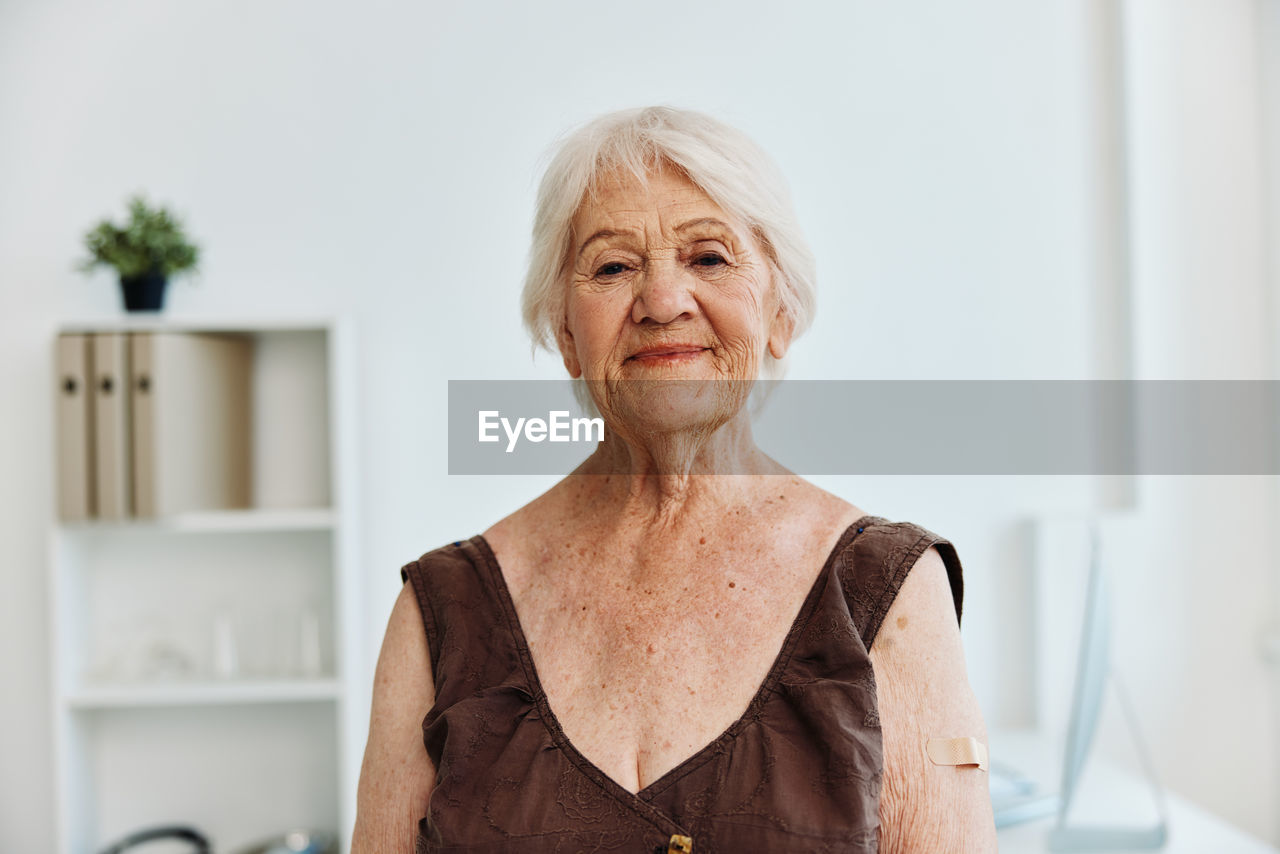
[627,346,708,363]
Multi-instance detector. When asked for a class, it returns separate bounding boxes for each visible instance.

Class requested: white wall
[1106,0,1278,839]
[0,0,1273,848]
[1029,1,1279,842]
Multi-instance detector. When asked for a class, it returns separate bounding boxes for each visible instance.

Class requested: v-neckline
[468,513,876,814]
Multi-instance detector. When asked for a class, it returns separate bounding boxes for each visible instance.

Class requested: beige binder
[130,332,252,518]
[92,333,132,520]
[55,334,95,520]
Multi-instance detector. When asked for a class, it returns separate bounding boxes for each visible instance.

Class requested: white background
[1,0,1276,848]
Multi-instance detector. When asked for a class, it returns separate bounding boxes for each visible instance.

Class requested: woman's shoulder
[851,514,957,551]
[834,513,965,645]
[404,481,570,584]
[400,537,476,583]
[774,476,869,529]
[478,479,586,586]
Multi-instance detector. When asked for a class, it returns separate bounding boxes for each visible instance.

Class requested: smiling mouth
[626,347,709,362]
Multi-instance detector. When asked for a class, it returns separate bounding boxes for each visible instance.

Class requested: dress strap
[836,517,965,650]
[400,538,523,689]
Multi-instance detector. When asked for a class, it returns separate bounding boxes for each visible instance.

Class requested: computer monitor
[1047,521,1168,851]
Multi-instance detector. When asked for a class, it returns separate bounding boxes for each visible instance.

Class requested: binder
[92,333,132,520]
[55,334,95,520]
[130,332,252,517]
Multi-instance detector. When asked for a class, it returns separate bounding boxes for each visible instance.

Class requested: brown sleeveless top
[400,514,964,853]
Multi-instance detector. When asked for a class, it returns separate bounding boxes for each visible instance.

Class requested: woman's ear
[555,320,583,379]
[767,301,796,361]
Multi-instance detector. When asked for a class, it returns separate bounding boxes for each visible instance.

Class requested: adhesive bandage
[925,737,988,771]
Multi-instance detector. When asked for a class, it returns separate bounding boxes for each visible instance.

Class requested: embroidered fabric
[399,515,964,853]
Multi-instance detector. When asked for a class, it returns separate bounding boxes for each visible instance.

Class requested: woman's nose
[632,259,696,325]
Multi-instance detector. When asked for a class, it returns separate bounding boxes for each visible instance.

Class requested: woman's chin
[594,378,752,440]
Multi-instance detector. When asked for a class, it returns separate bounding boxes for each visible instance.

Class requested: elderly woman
[354,106,995,853]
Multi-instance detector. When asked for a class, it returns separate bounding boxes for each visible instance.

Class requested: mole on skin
[897,616,909,630]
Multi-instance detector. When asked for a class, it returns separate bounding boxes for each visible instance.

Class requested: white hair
[520,105,817,412]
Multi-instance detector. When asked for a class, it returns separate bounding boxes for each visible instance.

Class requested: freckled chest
[507,536,828,790]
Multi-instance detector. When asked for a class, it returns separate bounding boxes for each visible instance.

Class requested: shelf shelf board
[58,507,336,534]
[66,678,343,709]
[55,316,339,335]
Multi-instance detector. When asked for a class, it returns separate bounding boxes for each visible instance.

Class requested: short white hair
[521,106,817,393]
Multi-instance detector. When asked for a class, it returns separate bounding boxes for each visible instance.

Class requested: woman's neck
[573,411,788,528]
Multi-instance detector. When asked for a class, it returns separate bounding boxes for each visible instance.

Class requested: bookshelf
[65,679,345,709]
[47,318,362,854]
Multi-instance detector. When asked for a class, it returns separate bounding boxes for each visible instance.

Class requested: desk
[992,730,1276,853]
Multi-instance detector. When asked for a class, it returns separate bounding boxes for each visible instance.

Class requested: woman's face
[559,163,793,433]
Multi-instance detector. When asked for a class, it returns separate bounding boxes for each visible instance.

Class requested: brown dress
[400,514,964,853]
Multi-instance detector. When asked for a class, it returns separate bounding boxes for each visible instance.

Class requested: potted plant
[80,194,200,312]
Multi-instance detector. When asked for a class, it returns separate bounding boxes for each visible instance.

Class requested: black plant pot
[120,271,168,312]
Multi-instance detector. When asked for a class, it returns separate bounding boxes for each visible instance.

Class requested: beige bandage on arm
[925,737,988,772]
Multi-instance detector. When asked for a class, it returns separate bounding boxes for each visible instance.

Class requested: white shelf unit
[48,318,363,854]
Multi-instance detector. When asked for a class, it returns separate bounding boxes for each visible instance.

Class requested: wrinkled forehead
[570,160,738,244]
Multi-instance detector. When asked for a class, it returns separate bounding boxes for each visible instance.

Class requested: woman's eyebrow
[576,218,737,259]
[576,228,635,259]
[674,217,737,237]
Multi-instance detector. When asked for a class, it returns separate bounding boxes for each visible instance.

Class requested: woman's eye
[595,262,628,277]
[693,253,727,267]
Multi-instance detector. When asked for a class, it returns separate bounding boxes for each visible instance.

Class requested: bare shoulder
[481,477,583,586]
[871,544,962,662]
[869,545,996,853]
[781,475,865,515]
[771,476,869,533]
[352,583,436,854]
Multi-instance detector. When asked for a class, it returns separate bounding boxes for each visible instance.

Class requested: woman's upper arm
[352,582,437,854]
[869,545,997,853]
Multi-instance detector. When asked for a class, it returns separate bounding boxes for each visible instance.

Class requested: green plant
[79,194,200,279]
